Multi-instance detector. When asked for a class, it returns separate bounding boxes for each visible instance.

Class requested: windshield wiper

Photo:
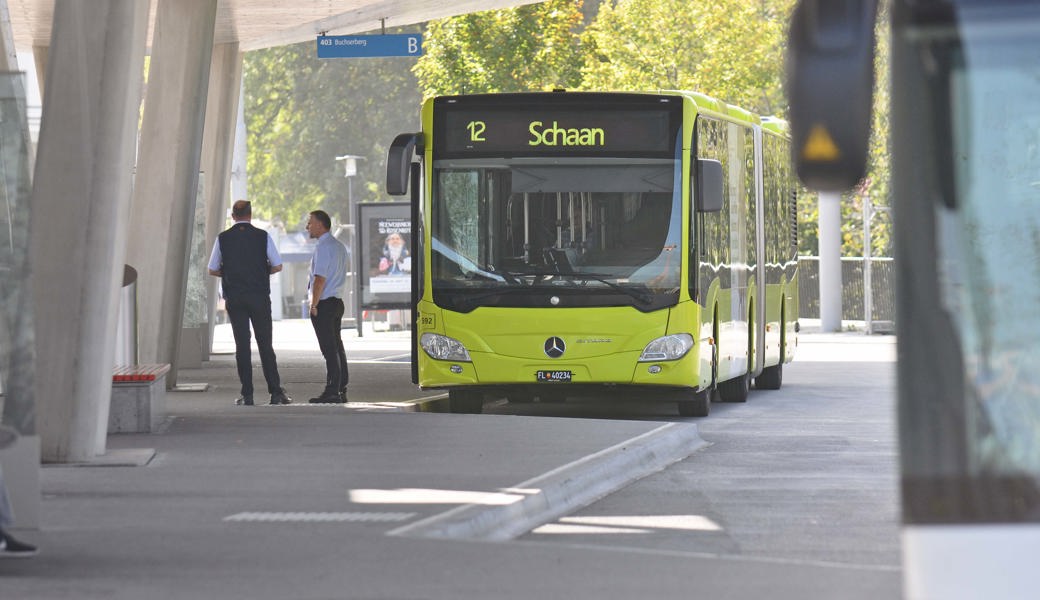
[568,272,655,305]
[449,285,536,310]
[462,262,522,285]
[504,269,655,306]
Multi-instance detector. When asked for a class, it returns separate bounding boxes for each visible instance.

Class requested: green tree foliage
[243,39,422,228]
[413,0,584,96]
[241,0,892,259]
[580,0,794,115]
[859,2,892,258]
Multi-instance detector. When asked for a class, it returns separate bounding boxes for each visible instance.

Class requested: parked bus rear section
[386,91,798,416]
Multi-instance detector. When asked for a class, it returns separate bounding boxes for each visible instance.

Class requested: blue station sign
[317,34,423,58]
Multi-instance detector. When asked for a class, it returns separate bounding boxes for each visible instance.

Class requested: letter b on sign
[408,37,419,54]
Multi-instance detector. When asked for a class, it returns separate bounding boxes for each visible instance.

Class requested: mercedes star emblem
[544,336,566,358]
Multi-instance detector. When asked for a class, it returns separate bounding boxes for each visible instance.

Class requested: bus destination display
[437,107,677,157]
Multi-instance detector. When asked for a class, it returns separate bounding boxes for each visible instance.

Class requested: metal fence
[797,256,896,331]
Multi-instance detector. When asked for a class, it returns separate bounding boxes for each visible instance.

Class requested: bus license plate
[536,370,572,382]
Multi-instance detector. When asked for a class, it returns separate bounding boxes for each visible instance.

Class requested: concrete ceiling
[7,0,541,52]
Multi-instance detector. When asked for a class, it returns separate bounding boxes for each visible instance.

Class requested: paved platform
[0,321,900,599]
[0,321,714,598]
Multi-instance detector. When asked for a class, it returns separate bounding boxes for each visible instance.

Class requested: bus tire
[756,363,783,390]
[718,371,750,403]
[677,389,710,417]
[448,390,484,414]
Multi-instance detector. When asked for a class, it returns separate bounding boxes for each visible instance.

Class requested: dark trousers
[310,297,348,394]
[226,293,281,397]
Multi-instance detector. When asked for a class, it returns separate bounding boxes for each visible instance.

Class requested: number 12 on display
[467,120,486,142]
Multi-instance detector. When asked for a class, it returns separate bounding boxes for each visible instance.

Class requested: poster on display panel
[357,202,411,310]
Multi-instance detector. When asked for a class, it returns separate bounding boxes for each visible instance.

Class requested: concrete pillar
[0,1,30,165]
[31,46,46,98]
[818,191,843,332]
[201,44,243,360]
[179,175,208,370]
[0,0,35,435]
[0,0,40,526]
[127,0,217,387]
[231,84,248,204]
[30,1,149,462]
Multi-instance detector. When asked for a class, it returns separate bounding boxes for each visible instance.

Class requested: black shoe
[0,425,17,450]
[0,529,38,558]
[270,389,292,405]
[308,392,344,404]
[235,395,254,406]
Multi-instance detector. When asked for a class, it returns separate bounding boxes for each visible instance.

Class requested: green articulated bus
[386,91,798,416]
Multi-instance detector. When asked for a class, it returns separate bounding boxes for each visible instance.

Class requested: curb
[359,395,448,413]
[387,422,708,541]
[405,395,450,413]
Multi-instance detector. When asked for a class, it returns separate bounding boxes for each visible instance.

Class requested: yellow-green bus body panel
[416,299,708,391]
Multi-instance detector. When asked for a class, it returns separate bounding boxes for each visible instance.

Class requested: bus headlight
[638,334,694,362]
[420,333,472,362]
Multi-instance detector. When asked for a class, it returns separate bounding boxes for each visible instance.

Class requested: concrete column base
[178,326,205,368]
[0,434,40,529]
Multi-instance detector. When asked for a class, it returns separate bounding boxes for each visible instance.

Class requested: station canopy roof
[8,0,541,52]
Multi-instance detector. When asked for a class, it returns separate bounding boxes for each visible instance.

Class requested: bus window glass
[435,171,480,263]
[696,117,729,291]
[431,157,682,311]
[941,13,1040,479]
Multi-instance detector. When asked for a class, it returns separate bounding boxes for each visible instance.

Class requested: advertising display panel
[357,202,411,311]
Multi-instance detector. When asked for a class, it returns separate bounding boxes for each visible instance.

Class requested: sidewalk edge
[387,422,707,541]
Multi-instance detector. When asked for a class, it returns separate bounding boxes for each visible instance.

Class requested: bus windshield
[430,156,683,312]
[928,4,1040,489]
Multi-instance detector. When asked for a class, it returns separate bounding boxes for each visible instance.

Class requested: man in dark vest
[208,200,291,406]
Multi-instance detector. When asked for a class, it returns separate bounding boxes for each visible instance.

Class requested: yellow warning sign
[801,124,841,162]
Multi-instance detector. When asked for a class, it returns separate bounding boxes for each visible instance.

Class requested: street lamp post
[335,154,365,222]
[335,154,365,333]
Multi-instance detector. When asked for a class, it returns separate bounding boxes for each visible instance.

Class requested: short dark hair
[310,210,332,230]
[231,200,251,219]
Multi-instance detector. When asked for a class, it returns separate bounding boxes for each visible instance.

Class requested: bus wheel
[718,371,750,403]
[448,390,484,414]
[755,363,783,390]
[677,389,710,417]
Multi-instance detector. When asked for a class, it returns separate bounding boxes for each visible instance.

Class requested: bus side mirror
[695,158,723,213]
[386,133,421,196]
[787,0,878,191]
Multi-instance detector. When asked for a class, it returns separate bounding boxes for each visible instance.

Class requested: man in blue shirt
[306,210,350,403]
[208,200,291,406]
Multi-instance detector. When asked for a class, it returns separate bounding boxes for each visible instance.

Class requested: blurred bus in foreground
[789,1,1040,597]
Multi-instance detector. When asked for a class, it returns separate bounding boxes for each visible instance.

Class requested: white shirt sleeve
[208,239,222,272]
[266,234,282,267]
